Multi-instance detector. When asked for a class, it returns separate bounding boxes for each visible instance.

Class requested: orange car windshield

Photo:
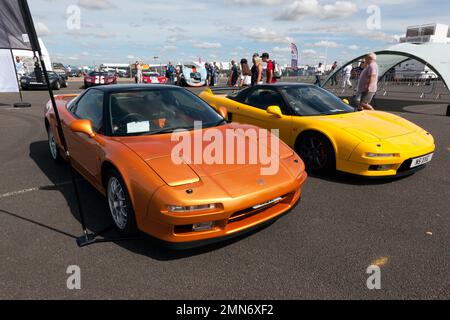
[109,88,225,136]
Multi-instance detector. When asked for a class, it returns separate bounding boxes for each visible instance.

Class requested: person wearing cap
[261,52,276,84]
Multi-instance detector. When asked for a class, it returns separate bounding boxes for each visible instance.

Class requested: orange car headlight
[167,204,219,213]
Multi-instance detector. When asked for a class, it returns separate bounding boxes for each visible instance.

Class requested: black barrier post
[17,0,95,246]
[446,105,450,117]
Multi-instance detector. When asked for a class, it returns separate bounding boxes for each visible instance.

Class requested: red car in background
[84,71,118,88]
[142,71,168,84]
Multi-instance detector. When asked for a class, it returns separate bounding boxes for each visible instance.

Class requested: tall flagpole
[18,0,92,246]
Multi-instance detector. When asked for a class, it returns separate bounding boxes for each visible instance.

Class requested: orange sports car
[44,84,307,247]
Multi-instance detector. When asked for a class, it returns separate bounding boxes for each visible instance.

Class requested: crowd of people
[132,52,380,111]
[227,52,279,87]
[132,51,281,88]
[34,50,379,112]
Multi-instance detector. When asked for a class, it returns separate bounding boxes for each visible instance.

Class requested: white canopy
[325,43,450,89]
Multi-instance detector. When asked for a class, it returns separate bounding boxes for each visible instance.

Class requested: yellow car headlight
[366,153,399,158]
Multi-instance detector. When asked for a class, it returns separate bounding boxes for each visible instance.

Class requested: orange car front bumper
[138,171,307,247]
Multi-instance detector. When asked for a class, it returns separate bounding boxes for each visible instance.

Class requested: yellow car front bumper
[337,132,435,177]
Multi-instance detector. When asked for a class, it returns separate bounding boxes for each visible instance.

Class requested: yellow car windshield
[283,86,354,116]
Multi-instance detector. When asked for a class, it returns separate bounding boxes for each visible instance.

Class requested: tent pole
[18,0,93,246]
[9,48,29,107]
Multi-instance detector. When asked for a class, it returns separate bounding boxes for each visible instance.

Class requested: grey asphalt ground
[0,81,449,300]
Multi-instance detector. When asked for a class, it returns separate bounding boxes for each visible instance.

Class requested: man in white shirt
[15,56,26,80]
[314,62,325,86]
[342,64,353,89]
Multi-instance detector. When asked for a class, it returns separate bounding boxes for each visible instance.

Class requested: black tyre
[106,169,138,236]
[296,132,335,174]
[53,80,61,90]
[48,128,62,162]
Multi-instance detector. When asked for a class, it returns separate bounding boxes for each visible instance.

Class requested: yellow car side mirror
[267,105,283,118]
[342,99,350,105]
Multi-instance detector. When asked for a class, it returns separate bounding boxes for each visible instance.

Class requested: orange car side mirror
[70,119,96,138]
[217,106,228,120]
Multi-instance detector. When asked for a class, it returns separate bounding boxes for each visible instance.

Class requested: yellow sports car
[199,83,435,177]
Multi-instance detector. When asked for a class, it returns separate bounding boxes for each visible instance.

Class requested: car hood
[309,111,421,141]
[115,123,294,187]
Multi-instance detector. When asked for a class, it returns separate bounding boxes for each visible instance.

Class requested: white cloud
[277,0,358,21]
[349,45,360,50]
[65,30,117,39]
[309,40,341,48]
[77,0,115,10]
[193,42,222,49]
[245,27,293,43]
[273,46,291,53]
[293,24,401,44]
[167,26,187,33]
[226,0,283,4]
[161,45,177,52]
[302,49,317,55]
[36,22,50,36]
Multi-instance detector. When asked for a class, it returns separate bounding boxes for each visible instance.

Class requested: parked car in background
[84,71,118,88]
[52,62,68,81]
[142,71,168,84]
[117,69,129,78]
[21,71,68,91]
[68,69,81,77]
[177,63,207,87]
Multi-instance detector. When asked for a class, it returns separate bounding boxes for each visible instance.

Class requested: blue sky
[29,0,450,66]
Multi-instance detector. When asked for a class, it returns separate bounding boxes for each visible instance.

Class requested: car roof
[86,84,180,93]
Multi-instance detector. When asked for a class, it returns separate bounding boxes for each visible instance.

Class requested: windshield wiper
[206,119,227,128]
[148,125,197,135]
[132,120,227,136]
